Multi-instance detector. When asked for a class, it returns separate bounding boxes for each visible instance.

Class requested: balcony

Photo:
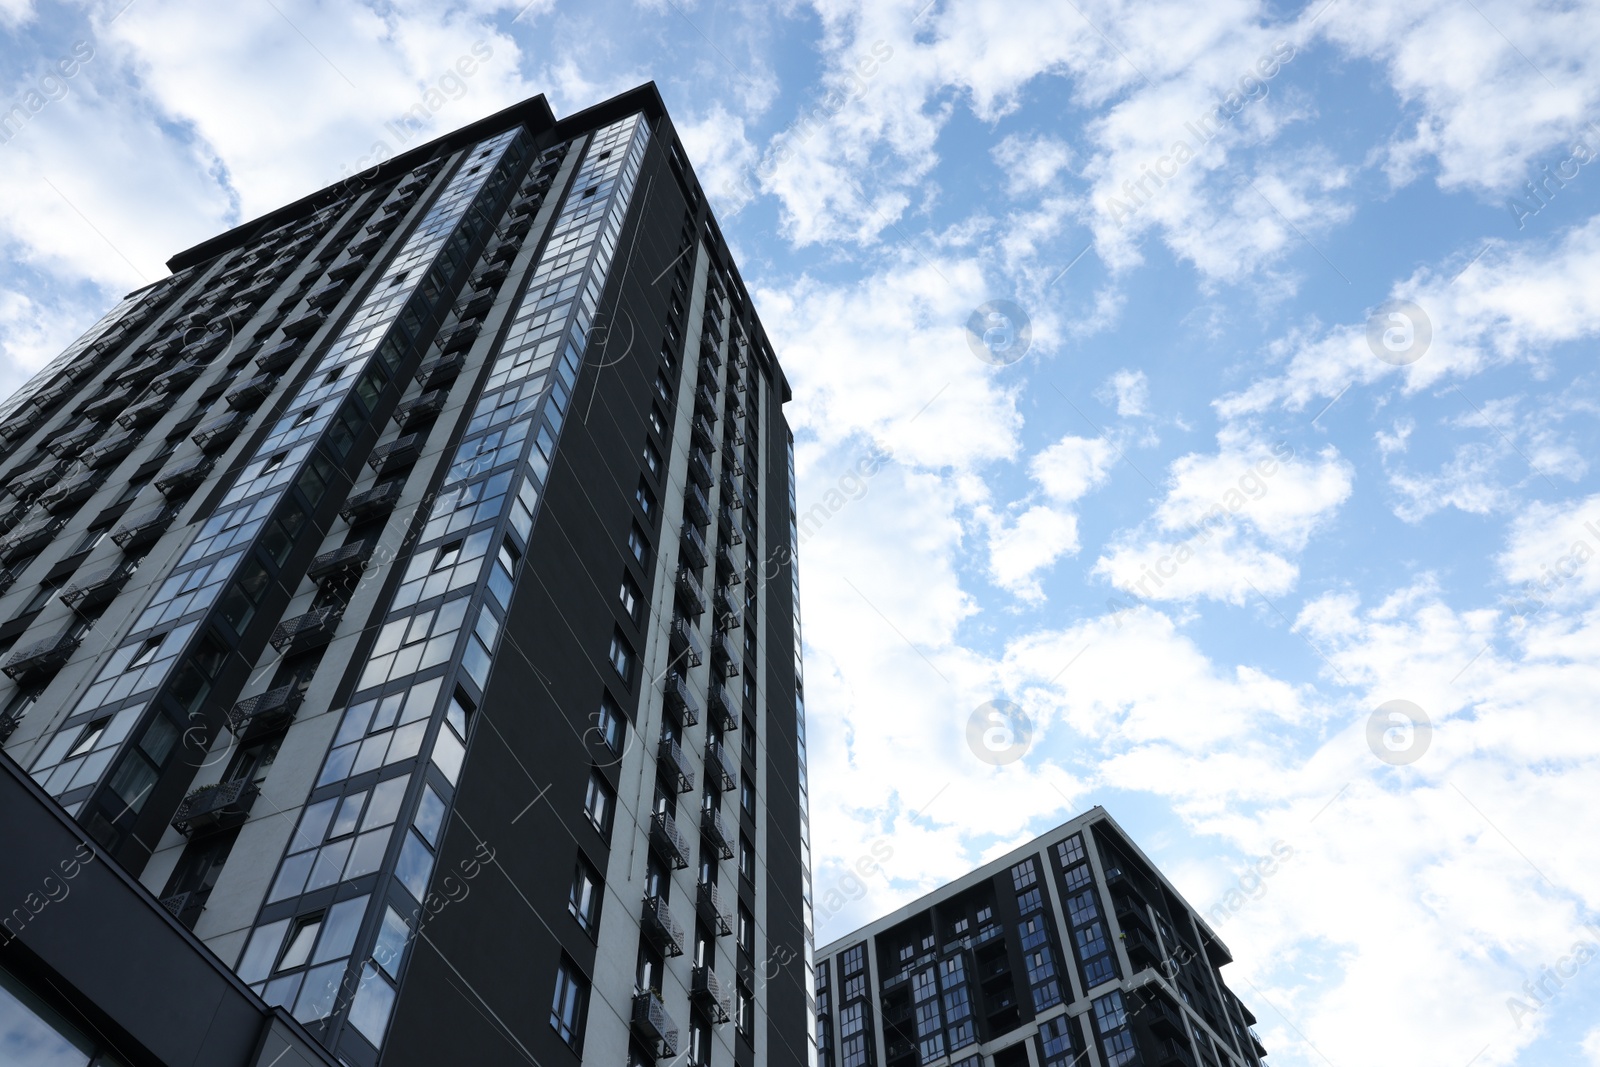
[192,411,245,453]
[367,434,422,475]
[327,254,369,281]
[346,233,384,258]
[59,561,137,612]
[0,406,44,442]
[631,991,679,1058]
[77,380,133,419]
[393,389,446,431]
[687,448,713,490]
[437,321,480,354]
[696,880,732,936]
[683,481,710,528]
[181,332,230,361]
[717,506,743,545]
[715,544,740,585]
[415,352,465,390]
[648,811,691,870]
[680,523,708,572]
[674,565,706,617]
[45,425,101,458]
[227,680,307,738]
[0,517,65,563]
[1141,1036,1197,1067]
[456,292,494,322]
[150,361,203,393]
[38,470,101,514]
[269,605,344,654]
[663,670,700,728]
[254,338,304,373]
[281,308,327,338]
[8,459,69,498]
[82,432,139,470]
[340,480,403,523]
[2,630,80,681]
[669,616,704,669]
[113,362,161,389]
[640,894,686,957]
[117,393,175,429]
[712,632,741,678]
[159,890,207,929]
[1122,922,1164,972]
[691,412,715,450]
[473,263,510,289]
[171,778,260,837]
[713,588,741,629]
[226,372,278,410]
[658,737,695,794]
[111,505,173,550]
[705,741,736,793]
[709,684,738,733]
[1250,1029,1268,1059]
[155,454,214,498]
[304,279,348,308]
[701,806,734,860]
[497,216,532,242]
[692,966,732,1024]
[1130,983,1187,1039]
[364,215,398,236]
[694,384,717,419]
[308,541,371,582]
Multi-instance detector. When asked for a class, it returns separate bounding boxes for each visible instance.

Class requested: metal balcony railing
[367,434,422,474]
[171,778,259,837]
[691,966,731,1024]
[225,372,278,410]
[705,741,737,793]
[415,352,465,390]
[658,737,695,794]
[663,670,700,728]
[79,387,131,422]
[181,332,229,361]
[696,880,732,936]
[308,541,372,582]
[683,481,710,528]
[150,361,203,393]
[709,684,738,733]
[675,565,706,617]
[393,389,446,430]
[640,894,686,957]
[669,616,704,669]
[305,280,348,308]
[8,459,68,497]
[701,806,734,860]
[111,505,173,551]
[648,811,691,870]
[1,517,65,563]
[155,455,214,498]
[281,308,327,338]
[159,889,207,928]
[254,338,303,373]
[438,321,480,354]
[631,991,679,1058]
[680,523,708,572]
[45,425,101,458]
[713,588,741,628]
[2,630,81,681]
[83,432,138,470]
[712,630,741,678]
[687,448,713,490]
[269,605,343,654]
[59,561,136,611]
[226,680,307,738]
[192,411,245,453]
[116,392,174,429]
[340,480,403,523]
[39,471,101,514]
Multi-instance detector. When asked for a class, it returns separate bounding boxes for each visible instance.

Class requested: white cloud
[991,133,1072,197]
[1030,433,1115,501]
[985,504,1080,602]
[1096,368,1149,417]
[1497,492,1600,613]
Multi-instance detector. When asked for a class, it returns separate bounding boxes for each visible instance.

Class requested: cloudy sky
[4,0,1600,1063]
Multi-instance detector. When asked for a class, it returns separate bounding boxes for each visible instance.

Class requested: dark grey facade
[0,84,814,1067]
[815,811,1268,1067]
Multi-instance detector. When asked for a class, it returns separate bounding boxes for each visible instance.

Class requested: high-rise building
[815,810,1268,1067]
[0,84,814,1067]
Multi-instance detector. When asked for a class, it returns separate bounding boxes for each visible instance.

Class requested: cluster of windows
[134,550,243,630]
[73,622,196,715]
[268,772,437,902]
[356,599,470,692]
[1036,1014,1079,1067]
[1058,833,1121,994]
[1092,991,1138,1067]
[28,701,150,796]
[317,678,445,786]
[1013,857,1064,1011]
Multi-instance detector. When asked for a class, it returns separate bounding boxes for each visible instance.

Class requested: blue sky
[4,1,1600,1063]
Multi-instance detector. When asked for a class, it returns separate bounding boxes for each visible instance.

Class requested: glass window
[608,631,633,684]
[0,963,96,1066]
[550,958,589,1049]
[592,696,623,756]
[584,772,613,837]
[569,858,602,932]
[618,572,642,625]
[1057,835,1086,867]
[277,916,322,973]
[628,523,648,564]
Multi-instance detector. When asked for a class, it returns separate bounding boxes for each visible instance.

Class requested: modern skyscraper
[0,84,814,1067]
[815,810,1268,1067]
